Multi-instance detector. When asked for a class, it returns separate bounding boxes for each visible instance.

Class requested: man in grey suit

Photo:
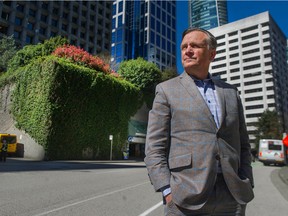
[144,28,254,215]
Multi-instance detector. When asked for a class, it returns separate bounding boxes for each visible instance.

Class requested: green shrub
[12,56,141,159]
[8,36,68,72]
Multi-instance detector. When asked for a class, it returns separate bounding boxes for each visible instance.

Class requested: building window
[242,48,259,55]
[229,38,238,44]
[40,14,48,22]
[1,11,9,20]
[71,28,77,35]
[117,15,122,27]
[15,17,22,26]
[28,9,36,17]
[243,56,260,63]
[245,96,263,102]
[14,31,21,39]
[244,88,262,94]
[0,26,8,34]
[118,1,123,13]
[242,33,258,40]
[246,113,262,118]
[39,27,46,35]
[73,5,78,13]
[26,35,33,43]
[52,7,59,15]
[62,24,68,31]
[42,2,48,9]
[244,80,262,86]
[63,12,69,19]
[230,68,240,73]
[51,31,57,37]
[243,64,260,70]
[244,72,261,78]
[230,60,239,66]
[230,53,239,58]
[242,41,259,48]
[231,75,240,80]
[72,17,77,24]
[16,4,25,12]
[51,19,58,27]
[229,46,238,51]
[241,25,258,33]
[27,22,34,30]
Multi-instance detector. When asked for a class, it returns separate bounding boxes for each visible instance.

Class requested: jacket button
[215,154,220,160]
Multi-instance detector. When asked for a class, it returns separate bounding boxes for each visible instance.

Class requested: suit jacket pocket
[169,153,192,171]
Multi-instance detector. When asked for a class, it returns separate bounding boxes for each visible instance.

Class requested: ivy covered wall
[11,56,141,159]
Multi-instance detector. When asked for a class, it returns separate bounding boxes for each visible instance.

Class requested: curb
[278,166,288,185]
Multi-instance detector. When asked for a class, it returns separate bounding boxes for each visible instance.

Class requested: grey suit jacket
[144,72,254,210]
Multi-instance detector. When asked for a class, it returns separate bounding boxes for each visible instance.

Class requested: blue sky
[176,0,288,73]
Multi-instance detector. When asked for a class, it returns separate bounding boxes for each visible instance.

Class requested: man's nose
[185,45,194,53]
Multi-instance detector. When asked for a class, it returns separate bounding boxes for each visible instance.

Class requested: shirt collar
[189,73,213,84]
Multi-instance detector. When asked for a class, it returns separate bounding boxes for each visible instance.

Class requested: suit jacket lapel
[179,72,216,127]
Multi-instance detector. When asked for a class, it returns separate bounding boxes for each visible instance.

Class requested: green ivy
[11,56,141,159]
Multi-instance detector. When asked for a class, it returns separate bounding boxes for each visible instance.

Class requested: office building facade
[209,12,288,147]
[0,1,112,55]
[111,0,177,70]
[188,0,228,30]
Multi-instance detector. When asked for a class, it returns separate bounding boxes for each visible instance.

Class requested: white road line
[32,181,150,216]
[138,201,163,216]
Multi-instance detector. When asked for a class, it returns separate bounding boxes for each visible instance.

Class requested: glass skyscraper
[188,0,228,30]
[111,0,177,70]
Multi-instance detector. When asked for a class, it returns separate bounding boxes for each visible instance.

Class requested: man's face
[181,31,216,76]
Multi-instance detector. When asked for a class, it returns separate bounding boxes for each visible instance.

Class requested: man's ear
[210,49,216,61]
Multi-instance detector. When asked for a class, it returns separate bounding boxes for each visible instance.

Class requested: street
[0,159,287,216]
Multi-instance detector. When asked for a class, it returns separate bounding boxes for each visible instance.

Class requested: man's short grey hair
[182,27,217,50]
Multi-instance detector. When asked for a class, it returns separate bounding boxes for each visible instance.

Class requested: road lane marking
[138,201,162,216]
[32,181,150,216]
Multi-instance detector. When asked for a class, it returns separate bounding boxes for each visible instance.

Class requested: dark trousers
[164,174,246,216]
[1,151,7,162]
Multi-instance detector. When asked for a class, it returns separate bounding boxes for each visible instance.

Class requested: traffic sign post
[109,135,113,160]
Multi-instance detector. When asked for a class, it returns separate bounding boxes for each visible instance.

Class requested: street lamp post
[109,135,113,160]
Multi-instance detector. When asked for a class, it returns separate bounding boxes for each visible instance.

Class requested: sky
[176,0,288,73]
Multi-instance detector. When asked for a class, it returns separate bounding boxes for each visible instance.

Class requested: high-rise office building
[209,12,288,147]
[188,0,228,30]
[0,1,112,55]
[111,0,177,70]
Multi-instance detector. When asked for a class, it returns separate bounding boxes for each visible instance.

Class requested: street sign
[283,135,288,147]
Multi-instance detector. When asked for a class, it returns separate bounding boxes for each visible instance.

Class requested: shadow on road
[0,158,146,172]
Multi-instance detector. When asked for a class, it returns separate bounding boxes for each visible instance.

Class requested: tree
[0,35,18,72]
[161,66,178,82]
[118,57,161,91]
[118,58,162,108]
[254,109,283,149]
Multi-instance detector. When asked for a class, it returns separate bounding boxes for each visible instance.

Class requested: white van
[258,139,287,166]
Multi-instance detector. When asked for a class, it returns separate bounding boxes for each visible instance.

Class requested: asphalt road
[0,159,287,216]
